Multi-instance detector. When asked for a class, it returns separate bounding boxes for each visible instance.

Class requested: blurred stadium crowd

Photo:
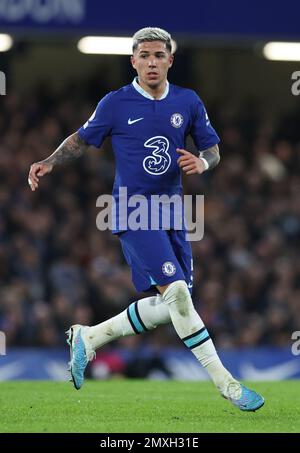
[1,81,300,352]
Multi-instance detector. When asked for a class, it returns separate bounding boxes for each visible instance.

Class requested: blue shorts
[118,229,193,294]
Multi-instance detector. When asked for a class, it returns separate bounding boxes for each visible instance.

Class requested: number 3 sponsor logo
[143,136,171,175]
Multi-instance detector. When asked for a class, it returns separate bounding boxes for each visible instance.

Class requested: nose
[148,58,157,68]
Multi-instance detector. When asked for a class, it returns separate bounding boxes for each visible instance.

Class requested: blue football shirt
[78,78,220,233]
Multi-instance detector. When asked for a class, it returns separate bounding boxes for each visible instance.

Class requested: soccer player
[28,27,264,411]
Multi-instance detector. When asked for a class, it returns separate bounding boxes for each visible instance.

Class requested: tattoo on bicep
[199,144,220,170]
[43,133,88,167]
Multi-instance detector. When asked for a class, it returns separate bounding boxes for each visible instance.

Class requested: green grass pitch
[0,380,299,433]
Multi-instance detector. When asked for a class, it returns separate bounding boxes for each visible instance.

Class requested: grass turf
[0,380,299,433]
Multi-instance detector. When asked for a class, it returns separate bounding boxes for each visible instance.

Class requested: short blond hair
[132,27,172,53]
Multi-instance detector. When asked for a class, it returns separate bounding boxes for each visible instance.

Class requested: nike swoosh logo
[239,359,300,380]
[128,117,144,125]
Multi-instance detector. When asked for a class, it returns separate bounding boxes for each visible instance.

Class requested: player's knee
[162,280,193,317]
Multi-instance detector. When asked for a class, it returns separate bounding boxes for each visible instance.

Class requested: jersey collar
[132,77,169,100]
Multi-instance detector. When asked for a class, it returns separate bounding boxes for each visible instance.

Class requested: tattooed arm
[199,144,220,170]
[28,132,88,191]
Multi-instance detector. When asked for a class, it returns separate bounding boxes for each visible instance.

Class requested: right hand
[28,162,53,191]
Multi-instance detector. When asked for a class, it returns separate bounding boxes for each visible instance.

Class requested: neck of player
[138,78,167,100]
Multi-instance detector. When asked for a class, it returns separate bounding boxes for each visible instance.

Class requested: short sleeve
[77,92,114,148]
[190,93,220,151]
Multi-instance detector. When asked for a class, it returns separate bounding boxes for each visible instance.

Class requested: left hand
[177,148,205,175]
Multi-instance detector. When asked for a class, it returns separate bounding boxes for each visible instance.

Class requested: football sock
[84,294,170,350]
[162,280,236,393]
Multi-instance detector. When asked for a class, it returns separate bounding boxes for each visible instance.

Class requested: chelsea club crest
[170,113,184,128]
[162,261,176,277]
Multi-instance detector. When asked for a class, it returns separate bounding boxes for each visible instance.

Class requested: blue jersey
[78,78,220,233]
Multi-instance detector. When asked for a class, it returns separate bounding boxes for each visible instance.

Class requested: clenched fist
[177,148,206,175]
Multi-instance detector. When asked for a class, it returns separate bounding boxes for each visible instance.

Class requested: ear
[130,55,136,69]
[169,54,174,68]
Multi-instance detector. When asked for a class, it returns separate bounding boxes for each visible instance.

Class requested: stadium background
[0,0,300,382]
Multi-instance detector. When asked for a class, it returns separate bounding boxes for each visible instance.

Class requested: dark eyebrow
[139,51,166,55]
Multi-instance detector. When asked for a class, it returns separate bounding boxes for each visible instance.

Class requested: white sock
[162,280,236,393]
[84,294,170,351]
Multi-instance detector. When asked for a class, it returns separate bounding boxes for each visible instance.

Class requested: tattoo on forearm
[199,144,220,170]
[42,132,88,167]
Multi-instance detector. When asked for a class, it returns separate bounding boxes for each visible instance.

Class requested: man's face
[131,41,173,89]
